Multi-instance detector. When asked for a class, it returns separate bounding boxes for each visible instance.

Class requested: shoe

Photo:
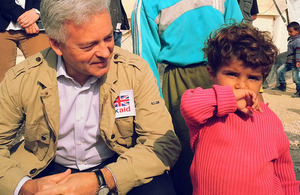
[272,83,286,92]
[292,91,300,98]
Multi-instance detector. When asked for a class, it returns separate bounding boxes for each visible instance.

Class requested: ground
[263,83,300,181]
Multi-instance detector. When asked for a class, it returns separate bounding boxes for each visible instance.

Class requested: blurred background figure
[109,0,130,47]
[238,0,259,24]
[0,0,50,82]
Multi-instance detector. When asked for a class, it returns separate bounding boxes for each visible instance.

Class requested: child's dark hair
[203,23,278,78]
[287,21,300,31]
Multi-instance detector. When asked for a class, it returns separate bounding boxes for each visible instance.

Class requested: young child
[181,23,300,194]
[273,21,300,97]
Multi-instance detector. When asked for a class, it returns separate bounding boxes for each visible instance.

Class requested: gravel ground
[263,83,300,182]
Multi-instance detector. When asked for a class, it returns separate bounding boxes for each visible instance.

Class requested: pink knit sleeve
[181,85,237,125]
[212,85,237,117]
[181,87,217,126]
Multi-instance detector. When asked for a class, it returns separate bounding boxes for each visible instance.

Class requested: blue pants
[277,63,300,91]
[113,31,122,47]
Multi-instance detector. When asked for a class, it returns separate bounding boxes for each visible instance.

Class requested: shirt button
[114,54,118,59]
[77,141,81,145]
[36,57,41,62]
[41,136,47,141]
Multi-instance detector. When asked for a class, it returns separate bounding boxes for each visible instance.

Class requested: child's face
[208,60,263,95]
[287,27,299,37]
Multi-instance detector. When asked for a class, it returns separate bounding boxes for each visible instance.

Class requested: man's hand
[19,169,71,195]
[17,9,39,28]
[33,172,99,195]
[233,88,263,116]
[24,23,39,34]
[296,62,300,68]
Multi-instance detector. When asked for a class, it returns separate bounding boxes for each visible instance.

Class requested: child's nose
[235,80,247,89]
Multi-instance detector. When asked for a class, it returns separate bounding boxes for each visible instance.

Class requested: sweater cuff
[213,85,237,117]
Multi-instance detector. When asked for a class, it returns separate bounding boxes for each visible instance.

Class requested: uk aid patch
[114,90,136,118]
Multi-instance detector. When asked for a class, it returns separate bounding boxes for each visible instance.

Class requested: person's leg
[113,31,122,47]
[277,64,288,84]
[18,31,50,58]
[0,31,19,82]
[292,66,300,97]
[127,172,176,195]
[273,64,289,91]
[162,63,213,195]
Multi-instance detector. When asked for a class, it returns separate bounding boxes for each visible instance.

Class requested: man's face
[50,11,114,85]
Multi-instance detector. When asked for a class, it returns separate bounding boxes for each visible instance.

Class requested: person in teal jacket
[131,0,243,194]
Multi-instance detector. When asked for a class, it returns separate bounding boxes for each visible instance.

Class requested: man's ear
[49,38,63,56]
[207,66,216,82]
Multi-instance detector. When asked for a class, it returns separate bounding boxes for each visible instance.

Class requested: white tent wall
[119,0,135,53]
[287,0,300,24]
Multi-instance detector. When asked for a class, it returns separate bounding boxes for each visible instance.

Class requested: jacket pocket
[114,117,135,147]
[24,122,50,160]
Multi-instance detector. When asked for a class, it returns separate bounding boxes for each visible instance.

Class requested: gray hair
[40,0,111,43]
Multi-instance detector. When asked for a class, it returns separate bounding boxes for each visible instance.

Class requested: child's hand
[233,88,263,116]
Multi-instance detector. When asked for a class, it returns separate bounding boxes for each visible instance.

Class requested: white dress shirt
[55,56,115,170]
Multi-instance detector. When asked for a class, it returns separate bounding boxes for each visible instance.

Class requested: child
[273,21,300,97]
[181,23,300,194]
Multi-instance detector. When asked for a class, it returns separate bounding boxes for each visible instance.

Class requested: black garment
[109,0,129,31]
[251,0,259,15]
[237,0,259,23]
[0,0,41,31]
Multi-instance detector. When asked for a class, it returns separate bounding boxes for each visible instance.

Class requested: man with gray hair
[0,0,180,194]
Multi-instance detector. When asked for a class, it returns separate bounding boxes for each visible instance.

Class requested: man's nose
[94,42,111,58]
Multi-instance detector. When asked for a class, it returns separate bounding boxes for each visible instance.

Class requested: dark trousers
[162,63,213,195]
[35,156,176,195]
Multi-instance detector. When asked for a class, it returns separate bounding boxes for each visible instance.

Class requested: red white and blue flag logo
[114,90,136,118]
[114,95,130,107]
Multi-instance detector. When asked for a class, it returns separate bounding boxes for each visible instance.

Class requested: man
[131,0,243,194]
[0,0,180,194]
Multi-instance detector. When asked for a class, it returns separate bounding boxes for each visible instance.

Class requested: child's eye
[225,72,237,77]
[249,76,262,81]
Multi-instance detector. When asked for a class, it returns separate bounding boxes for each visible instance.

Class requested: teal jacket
[131,0,243,91]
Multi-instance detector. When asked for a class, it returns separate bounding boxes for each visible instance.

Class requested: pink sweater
[181,85,300,195]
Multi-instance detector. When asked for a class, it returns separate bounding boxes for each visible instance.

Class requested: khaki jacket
[0,47,180,194]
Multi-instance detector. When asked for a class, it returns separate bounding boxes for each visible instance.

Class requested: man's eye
[105,36,113,42]
[82,45,94,50]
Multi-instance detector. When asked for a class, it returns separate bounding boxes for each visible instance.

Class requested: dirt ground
[262,83,300,182]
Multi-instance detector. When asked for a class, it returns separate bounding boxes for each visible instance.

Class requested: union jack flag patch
[114,90,136,118]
